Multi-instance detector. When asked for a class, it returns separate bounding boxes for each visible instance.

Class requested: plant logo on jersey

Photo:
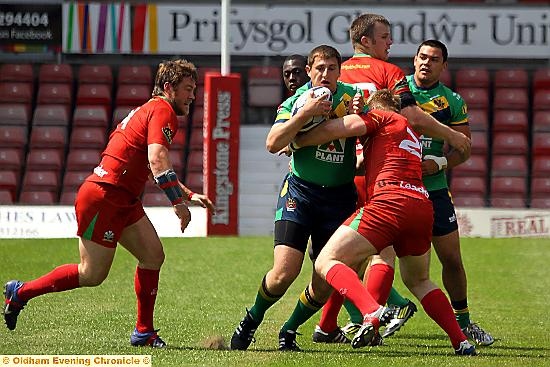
[162,127,174,144]
[315,138,345,163]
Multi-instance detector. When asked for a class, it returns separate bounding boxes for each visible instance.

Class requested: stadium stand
[493,88,529,110]
[25,148,64,172]
[533,68,550,91]
[451,154,487,177]
[69,127,107,150]
[65,149,101,172]
[117,65,153,85]
[0,82,33,104]
[32,104,71,127]
[37,83,72,105]
[492,110,529,133]
[533,111,550,132]
[0,104,30,127]
[456,87,489,109]
[455,68,490,89]
[29,126,68,149]
[0,170,18,203]
[492,132,528,155]
[247,66,282,107]
[490,177,528,208]
[19,191,56,205]
[0,63,33,82]
[0,126,27,149]
[77,64,113,85]
[73,105,110,128]
[533,89,550,111]
[115,84,150,107]
[0,149,24,173]
[491,155,528,177]
[470,131,488,156]
[38,63,73,84]
[22,170,60,193]
[494,69,528,88]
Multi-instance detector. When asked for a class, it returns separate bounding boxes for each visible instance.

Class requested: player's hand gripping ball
[291,86,333,133]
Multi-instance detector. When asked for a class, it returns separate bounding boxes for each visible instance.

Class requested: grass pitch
[0,236,549,366]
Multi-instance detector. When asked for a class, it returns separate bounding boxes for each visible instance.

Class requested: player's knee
[79,269,109,287]
[269,268,299,289]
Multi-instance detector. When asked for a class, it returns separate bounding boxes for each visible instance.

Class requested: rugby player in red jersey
[294,89,477,355]
[315,13,472,341]
[3,59,214,348]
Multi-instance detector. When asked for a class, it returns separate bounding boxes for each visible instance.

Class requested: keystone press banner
[62,3,550,58]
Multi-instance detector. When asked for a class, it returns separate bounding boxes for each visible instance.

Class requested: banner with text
[62,3,550,58]
[0,3,62,52]
[203,73,240,235]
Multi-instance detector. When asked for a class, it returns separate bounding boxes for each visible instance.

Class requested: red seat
[530,197,550,209]
[440,69,452,87]
[455,68,490,88]
[451,154,487,177]
[0,190,14,204]
[185,172,204,193]
[194,85,205,107]
[19,191,56,205]
[22,170,59,192]
[452,194,485,208]
[0,126,27,148]
[494,69,528,88]
[169,149,184,175]
[0,64,33,82]
[493,88,529,110]
[492,110,528,133]
[248,66,283,107]
[533,68,550,91]
[76,84,112,106]
[112,106,134,126]
[171,130,186,150]
[470,131,488,156]
[491,155,528,177]
[142,192,170,206]
[0,170,19,201]
[0,82,33,104]
[26,148,64,171]
[467,109,488,132]
[118,65,152,85]
[532,155,550,177]
[70,127,106,149]
[66,149,101,171]
[491,176,527,196]
[456,88,489,109]
[39,63,73,84]
[187,149,203,172]
[30,126,67,149]
[178,115,189,130]
[192,108,204,129]
[531,177,550,198]
[0,149,24,172]
[490,197,526,208]
[115,84,150,106]
[532,133,550,156]
[0,104,31,127]
[59,188,78,205]
[73,105,110,128]
[451,176,486,196]
[492,132,528,155]
[78,65,113,85]
[32,104,70,126]
[63,170,89,190]
[533,111,550,132]
[533,89,550,111]
[37,83,72,105]
[189,128,203,150]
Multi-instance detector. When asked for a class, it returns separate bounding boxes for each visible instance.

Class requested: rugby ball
[291,86,333,133]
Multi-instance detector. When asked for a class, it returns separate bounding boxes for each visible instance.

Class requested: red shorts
[75,181,146,248]
[354,175,367,209]
[344,193,433,257]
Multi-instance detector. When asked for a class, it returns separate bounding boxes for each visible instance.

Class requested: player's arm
[266,91,331,153]
[148,143,192,232]
[294,114,367,148]
[422,124,471,175]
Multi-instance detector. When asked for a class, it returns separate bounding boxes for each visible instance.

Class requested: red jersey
[340,54,410,99]
[86,97,179,197]
[360,109,428,201]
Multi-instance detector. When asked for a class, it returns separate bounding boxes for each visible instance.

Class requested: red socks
[421,289,467,348]
[134,267,160,333]
[325,263,380,316]
[365,263,394,305]
[18,264,80,302]
[318,291,344,332]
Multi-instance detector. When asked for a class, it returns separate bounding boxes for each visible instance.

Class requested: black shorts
[274,173,357,259]
[429,188,459,237]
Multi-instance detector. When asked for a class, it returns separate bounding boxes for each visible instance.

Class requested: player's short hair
[307,45,342,69]
[349,13,390,49]
[152,59,198,97]
[284,54,307,66]
[417,39,448,62]
[366,89,401,113]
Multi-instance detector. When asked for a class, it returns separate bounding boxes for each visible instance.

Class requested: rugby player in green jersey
[230,45,365,351]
